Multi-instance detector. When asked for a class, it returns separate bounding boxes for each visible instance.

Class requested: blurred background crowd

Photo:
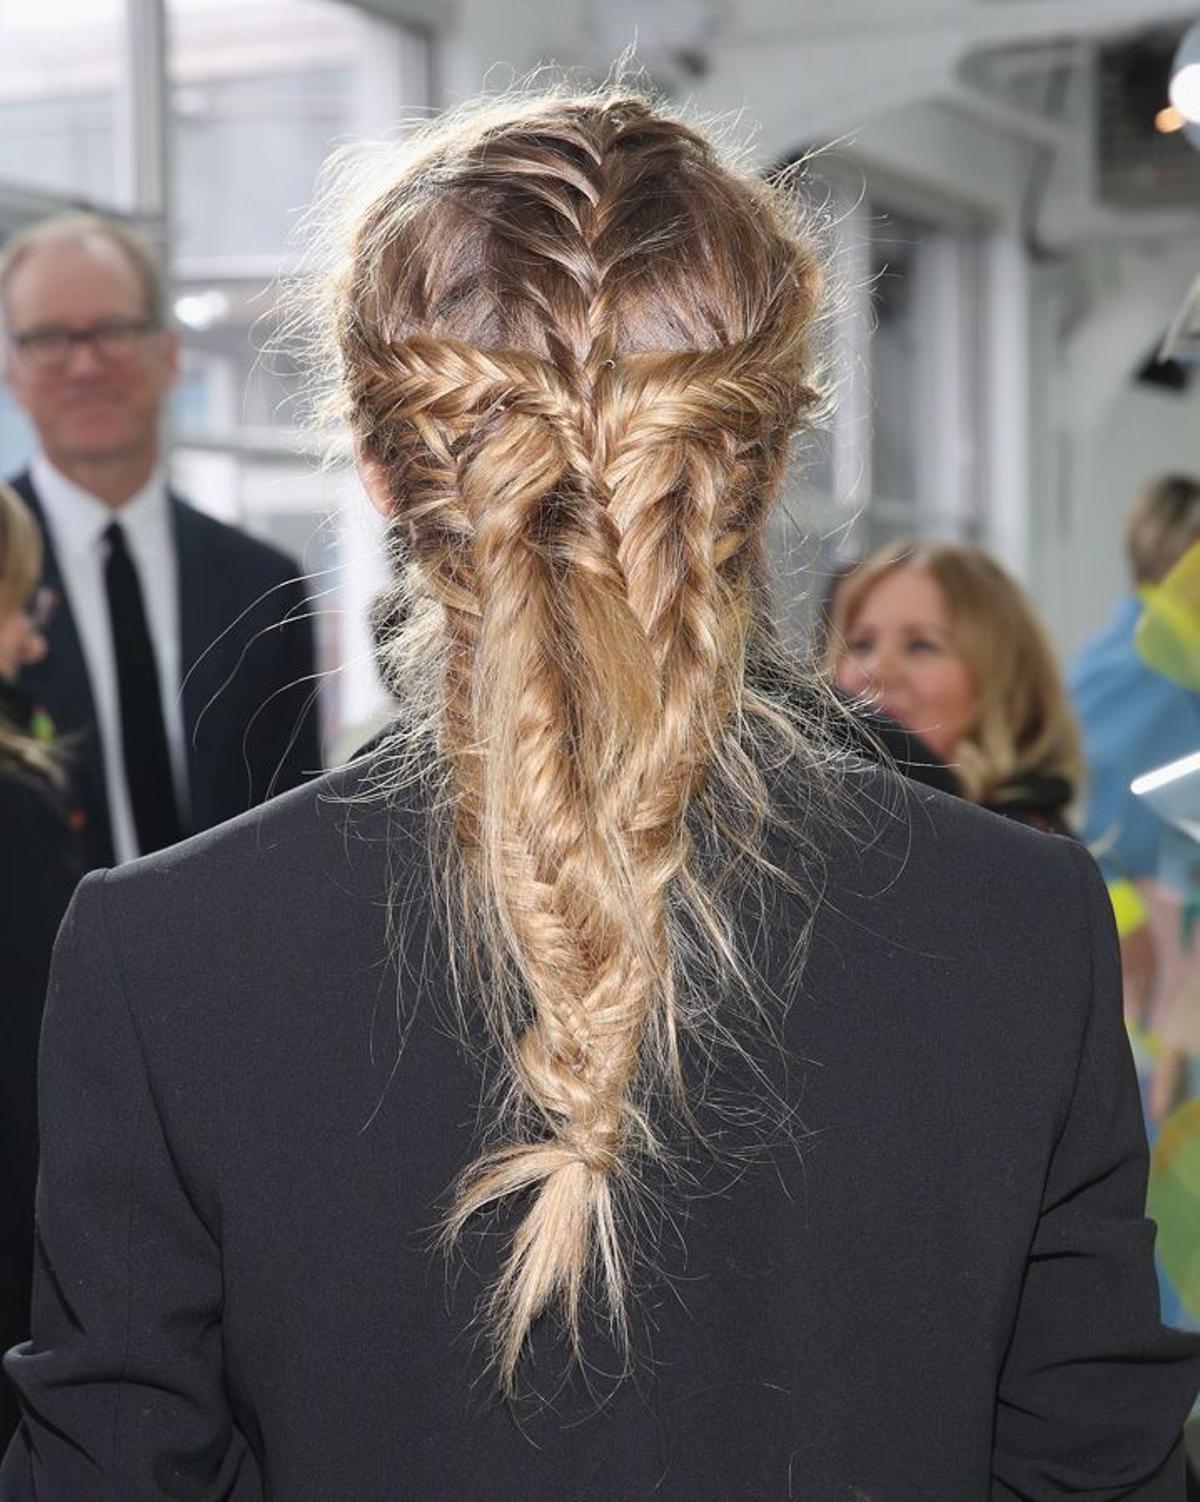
[2,0,1200,1468]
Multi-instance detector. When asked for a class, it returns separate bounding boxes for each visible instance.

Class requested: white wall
[1037,238,1200,659]
[1061,379,1200,657]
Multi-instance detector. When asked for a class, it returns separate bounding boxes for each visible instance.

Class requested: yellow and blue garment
[1069,590,1200,886]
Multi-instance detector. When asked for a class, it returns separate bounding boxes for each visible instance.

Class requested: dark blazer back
[3,757,1198,1499]
[11,471,321,867]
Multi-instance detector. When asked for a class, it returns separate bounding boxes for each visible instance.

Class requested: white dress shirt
[33,452,190,863]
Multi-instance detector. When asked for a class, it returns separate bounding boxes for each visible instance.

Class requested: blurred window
[167,0,430,743]
[867,209,986,551]
[774,177,987,646]
[175,68,351,263]
[0,0,125,206]
[0,0,429,742]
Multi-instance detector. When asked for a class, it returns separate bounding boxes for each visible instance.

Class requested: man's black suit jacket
[10,470,321,868]
[3,755,1199,1499]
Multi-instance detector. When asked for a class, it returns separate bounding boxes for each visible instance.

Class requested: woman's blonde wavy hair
[827,540,1083,807]
[0,482,56,782]
[307,88,840,1392]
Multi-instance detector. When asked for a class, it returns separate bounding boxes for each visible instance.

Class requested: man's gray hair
[0,212,167,329]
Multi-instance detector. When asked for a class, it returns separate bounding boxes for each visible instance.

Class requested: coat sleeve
[0,872,262,1501]
[991,840,1200,1499]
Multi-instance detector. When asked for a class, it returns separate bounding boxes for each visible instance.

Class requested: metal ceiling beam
[721,0,1198,44]
[940,80,1071,149]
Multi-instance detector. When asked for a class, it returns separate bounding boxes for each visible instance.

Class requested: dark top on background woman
[843,699,961,797]
[0,514,83,1444]
[985,769,1075,835]
[3,91,1196,1498]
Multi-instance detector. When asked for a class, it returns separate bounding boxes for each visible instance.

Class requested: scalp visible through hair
[307,85,847,1396]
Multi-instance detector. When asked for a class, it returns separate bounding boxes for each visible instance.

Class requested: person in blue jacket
[1070,476,1200,901]
[1070,475,1200,1343]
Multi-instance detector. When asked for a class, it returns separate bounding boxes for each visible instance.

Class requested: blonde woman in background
[4,92,1197,1499]
[828,539,1084,835]
[0,482,81,1445]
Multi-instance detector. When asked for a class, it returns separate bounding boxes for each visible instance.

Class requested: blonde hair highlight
[828,540,1083,807]
[0,482,57,782]
[1125,473,1200,586]
[304,87,840,1392]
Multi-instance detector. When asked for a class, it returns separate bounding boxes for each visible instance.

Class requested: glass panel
[171,278,305,441]
[166,0,430,748]
[0,0,124,205]
[867,208,986,545]
[170,449,388,751]
[169,0,375,268]
[0,385,36,476]
[870,213,921,513]
[174,66,352,263]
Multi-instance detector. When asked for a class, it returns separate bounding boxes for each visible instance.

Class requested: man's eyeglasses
[8,317,160,372]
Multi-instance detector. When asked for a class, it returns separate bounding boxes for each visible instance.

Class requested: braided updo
[320,90,828,1392]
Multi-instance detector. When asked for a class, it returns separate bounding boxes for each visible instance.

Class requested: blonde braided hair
[317,90,830,1391]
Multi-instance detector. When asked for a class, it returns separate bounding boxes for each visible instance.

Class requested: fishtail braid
[323,89,829,1394]
[441,343,662,1382]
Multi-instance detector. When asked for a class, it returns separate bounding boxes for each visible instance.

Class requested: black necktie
[104,521,182,855]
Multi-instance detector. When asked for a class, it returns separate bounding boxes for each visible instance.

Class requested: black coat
[840,701,961,796]
[0,692,82,1445]
[3,755,1198,1500]
[985,771,1077,838]
[10,471,322,869]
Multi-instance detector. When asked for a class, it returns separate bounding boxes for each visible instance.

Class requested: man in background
[0,213,321,868]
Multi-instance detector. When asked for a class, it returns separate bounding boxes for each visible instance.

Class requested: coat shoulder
[802,761,1101,1011]
[97,756,416,1005]
[825,759,1085,893]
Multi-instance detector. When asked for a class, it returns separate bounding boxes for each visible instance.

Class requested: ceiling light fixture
[1169,22,1200,122]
